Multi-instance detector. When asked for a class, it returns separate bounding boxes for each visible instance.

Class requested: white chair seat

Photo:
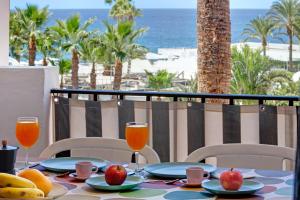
[40,137,160,164]
[185,144,295,170]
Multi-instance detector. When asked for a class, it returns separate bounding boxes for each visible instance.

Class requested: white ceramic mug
[186,167,209,185]
[75,162,98,179]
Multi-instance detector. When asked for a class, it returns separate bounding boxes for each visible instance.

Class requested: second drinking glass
[125,122,149,175]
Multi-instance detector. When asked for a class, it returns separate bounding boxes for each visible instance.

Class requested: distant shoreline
[10,8,270,11]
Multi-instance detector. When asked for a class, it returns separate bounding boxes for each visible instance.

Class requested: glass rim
[126,122,148,126]
[17,117,38,122]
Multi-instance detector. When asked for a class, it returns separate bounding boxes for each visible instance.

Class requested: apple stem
[230,168,234,172]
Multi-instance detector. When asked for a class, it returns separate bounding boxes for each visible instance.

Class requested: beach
[54,42,300,89]
[10,42,300,89]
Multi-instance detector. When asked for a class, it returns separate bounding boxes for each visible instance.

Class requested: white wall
[0,0,9,66]
[0,66,59,160]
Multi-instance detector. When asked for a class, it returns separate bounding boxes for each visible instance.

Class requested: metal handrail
[50,89,300,106]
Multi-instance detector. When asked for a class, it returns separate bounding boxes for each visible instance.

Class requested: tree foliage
[145,69,176,91]
[242,16,278,56]
[231,45,293,95]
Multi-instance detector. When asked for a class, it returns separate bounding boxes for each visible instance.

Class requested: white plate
[6,182,68,200]
[45,182,69,199]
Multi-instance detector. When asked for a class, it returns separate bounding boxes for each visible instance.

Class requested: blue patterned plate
[202,180,264,195]
[86,176,143,191]
[144,162,217,179]
[40,157,107,172]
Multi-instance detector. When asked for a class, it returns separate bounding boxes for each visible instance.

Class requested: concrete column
[0,66,59,160]
[0,0,10,66]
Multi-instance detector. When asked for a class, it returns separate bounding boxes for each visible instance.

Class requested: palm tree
[9,12,26,63]
[231,45,293,96]
[51,15,95,89]
[16,4,50,66]
[58,59,72,89]
[36,29,56,66]
[242,16,277,56]
[269,0,300,70]
[79,35,104,89]
[126,44,147,74]
[103,21,146,90]
[197,0,231,96]
[109,0,141,22]
[145,69,176,91]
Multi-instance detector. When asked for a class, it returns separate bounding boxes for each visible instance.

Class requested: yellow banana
[0,187,44,199]
[0,173,36,188]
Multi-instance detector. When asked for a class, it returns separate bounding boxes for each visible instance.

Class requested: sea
[45,9,274,53]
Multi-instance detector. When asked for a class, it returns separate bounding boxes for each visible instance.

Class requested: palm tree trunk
[113,59,123,90]
[60,74,64,89]
[288,31,293,70]
[197,0,231,100]
[90,62,97,89]
[28,35,36,66]
[127,59,132,74]
[42,57,48,66]
[71,49,79,89]
[262,38,267,57]
[262,46,267,57]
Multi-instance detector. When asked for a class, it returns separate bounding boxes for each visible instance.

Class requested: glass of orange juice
[125,122,148,174]
[16,117,39,167]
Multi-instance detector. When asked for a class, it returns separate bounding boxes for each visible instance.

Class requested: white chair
[185,144,296,170]
[40,137,160,164]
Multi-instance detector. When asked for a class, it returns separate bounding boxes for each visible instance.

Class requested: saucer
[69,173,89,181]
[180,179,202,188]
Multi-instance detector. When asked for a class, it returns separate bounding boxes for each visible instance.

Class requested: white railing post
[0,0,10,66]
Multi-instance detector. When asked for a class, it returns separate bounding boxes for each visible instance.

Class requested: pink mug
[75,162,98,179]
[186,167,209,185]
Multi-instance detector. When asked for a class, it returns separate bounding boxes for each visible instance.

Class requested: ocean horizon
[42,9,277,52]
[10,8,286,53]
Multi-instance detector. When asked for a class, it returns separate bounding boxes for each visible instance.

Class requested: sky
[10,0,276,9]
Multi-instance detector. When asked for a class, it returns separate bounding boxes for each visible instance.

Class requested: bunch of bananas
[0,173,44,199]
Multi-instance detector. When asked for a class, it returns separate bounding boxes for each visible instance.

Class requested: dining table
[16,163,294,200]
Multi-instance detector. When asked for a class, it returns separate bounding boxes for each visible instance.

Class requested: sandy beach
[10,42,300,88]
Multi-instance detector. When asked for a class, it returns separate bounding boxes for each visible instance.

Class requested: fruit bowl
[1,182,68,200]
[0,171,68,199]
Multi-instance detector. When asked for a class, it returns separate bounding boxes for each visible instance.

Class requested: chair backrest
[40,137,160,164]
[185,144,296,170]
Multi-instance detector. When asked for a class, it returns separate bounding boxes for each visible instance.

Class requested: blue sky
[10,0,275,9]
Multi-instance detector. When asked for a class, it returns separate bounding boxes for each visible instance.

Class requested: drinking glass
[16,117,39,167]
[125,122,149,174]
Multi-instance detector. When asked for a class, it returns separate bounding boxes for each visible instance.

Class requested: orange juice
[16,121,39,148]
[125,124,149,152]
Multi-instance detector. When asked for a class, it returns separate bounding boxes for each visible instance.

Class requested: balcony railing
[50,89,300,106]
[50,89,300,163]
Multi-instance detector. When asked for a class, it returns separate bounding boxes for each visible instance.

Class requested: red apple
[105,165,127,185]
[220,168,243,191]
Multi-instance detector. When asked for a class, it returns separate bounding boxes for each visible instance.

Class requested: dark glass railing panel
[51,89,300,106]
